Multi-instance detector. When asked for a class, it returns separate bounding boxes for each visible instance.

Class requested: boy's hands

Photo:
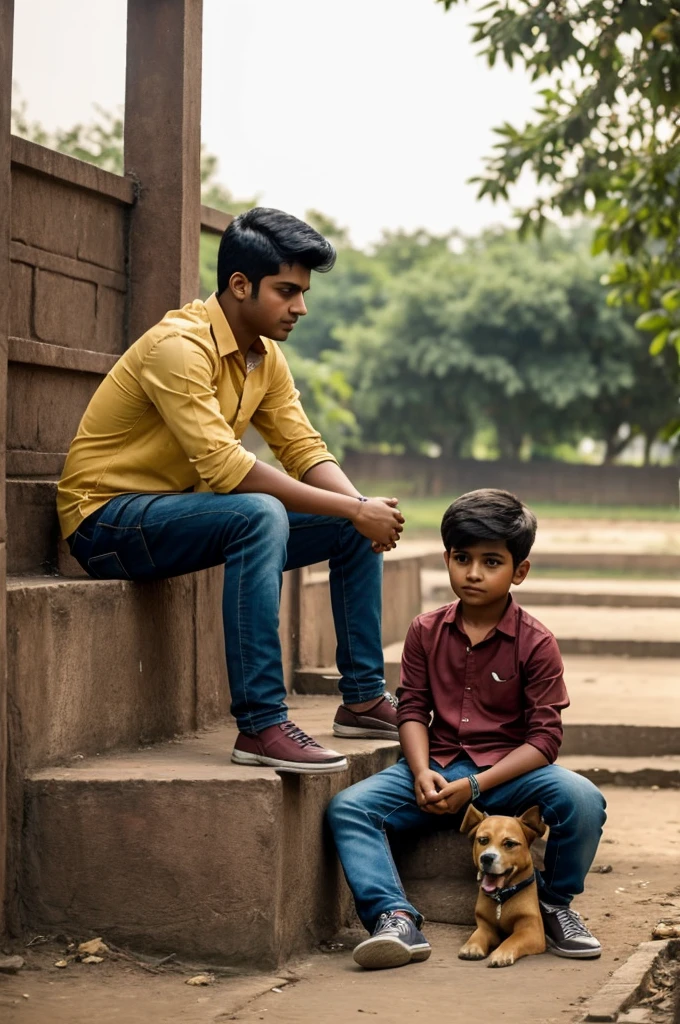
[414,768,450,813]
[351,497,404,550]
[422,777,473,815]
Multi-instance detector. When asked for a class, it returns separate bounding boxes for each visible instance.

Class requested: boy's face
[235,263,311,342]
[444,539,529,608]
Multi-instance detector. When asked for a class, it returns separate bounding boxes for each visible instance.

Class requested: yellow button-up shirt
[57,294,337,539]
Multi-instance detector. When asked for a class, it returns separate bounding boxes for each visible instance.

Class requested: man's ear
[228,271,252,302]
[443,550,449,569]
[512,559,530,587]
[460,804,486,837]
[517,805,546,844]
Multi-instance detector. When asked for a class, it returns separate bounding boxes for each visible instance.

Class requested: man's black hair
[440,488,537,566]
[217,207,336,296]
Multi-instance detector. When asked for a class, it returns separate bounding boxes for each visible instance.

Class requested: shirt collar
[205,293,267,358]
[445,594,518,639]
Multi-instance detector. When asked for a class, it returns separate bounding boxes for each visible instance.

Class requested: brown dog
[458,804,546,968]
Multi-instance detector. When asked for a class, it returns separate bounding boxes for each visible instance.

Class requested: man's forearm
[302,461,363,498]
[233,460,360,517]
[398,720,431,775]
[474,743,548,795]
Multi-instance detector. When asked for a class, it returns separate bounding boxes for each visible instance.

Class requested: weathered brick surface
[33,269,97,348]
[12,168,127,272]
[9,259,31,337]
[7,364,102,454]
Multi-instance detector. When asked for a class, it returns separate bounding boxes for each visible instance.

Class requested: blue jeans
[68,491,386,733]
[326,756,607,932]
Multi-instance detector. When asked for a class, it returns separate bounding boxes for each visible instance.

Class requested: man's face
[243,263,311,342]
[444,539,528,607]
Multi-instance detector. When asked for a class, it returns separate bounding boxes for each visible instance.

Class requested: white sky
[11,0,541,247]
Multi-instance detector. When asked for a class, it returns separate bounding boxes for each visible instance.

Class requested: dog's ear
[517,805,546,844]
[460,804,486,837]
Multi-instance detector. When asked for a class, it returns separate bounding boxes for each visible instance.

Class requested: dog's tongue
[482,874,506,893]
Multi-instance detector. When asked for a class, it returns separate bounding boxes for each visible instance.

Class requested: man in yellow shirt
[58,208,404,773]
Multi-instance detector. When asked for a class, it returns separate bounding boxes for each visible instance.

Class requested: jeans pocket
[87,551,132,581]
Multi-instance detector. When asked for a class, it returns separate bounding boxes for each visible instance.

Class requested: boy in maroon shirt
[327,488,606,970]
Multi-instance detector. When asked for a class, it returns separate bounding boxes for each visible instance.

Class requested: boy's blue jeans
[68,491,386,734]
[326,756,607,932]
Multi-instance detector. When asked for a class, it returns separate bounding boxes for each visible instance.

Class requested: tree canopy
[437,0,680,377]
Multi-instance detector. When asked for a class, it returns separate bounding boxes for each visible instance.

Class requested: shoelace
[376,913,412,937]
[553,907,591,939]
[383,692,398,710]
[279,721,322,749]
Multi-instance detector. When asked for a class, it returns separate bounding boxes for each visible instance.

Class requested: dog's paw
[489,951,515,968]
[458,944,487,961]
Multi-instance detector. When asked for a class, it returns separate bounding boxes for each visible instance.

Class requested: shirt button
[462,718,469,723]
[465,687,471,691]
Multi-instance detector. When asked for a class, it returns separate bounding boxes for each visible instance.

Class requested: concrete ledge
[298,551,422,670]
[584,938,677,1022]
[560,755,680,789]
[560,725,680,758]
[393,828,477,927]
[21,712,405,968]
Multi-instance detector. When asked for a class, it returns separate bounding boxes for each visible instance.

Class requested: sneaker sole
[352,936,431,970]
[231,750,348,774]
[545,936,602,959]
[333,723,399,740]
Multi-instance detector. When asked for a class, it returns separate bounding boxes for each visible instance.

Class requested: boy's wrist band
[357,495,368,502]
[467,774,481,801]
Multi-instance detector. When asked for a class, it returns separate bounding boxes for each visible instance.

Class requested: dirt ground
[2,787,679,1024]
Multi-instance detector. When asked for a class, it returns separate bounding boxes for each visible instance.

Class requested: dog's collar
[482,871,536,911]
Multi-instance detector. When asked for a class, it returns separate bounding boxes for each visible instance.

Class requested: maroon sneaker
[333,694,399,740]
[231,721,348,774]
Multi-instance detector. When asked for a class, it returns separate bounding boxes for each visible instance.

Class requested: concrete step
[21,699,415,968]
[418,599,680,657]
[558,754,680,788]
[6,569,299,772]
[423,570,680,608]
[298,549,422,669]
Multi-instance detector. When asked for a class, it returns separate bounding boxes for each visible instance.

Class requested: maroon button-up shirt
[396,596,569,768]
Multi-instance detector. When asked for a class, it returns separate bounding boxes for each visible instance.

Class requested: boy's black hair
[440,488,537,566]
[217,207,336,296]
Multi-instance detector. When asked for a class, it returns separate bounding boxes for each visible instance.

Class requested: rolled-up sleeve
[139,334,256,493]
[251,345,338,480]
[396,619,433,727]
[522,634,569,763]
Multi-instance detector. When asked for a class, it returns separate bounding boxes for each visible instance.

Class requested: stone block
[7,574,200,769]
[6,479,59,574]
[95,285,126,354]
[21,726,400,967]
[12,167,126,272]
[9,259,32,338]
[393,828,477,926]
[34,270,97,348]
[7,363,102,454]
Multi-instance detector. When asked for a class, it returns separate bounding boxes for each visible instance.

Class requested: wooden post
[124,0,203,344]
[0,0,14,937]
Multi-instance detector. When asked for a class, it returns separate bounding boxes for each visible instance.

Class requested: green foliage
[338,228,678,462]
[437,0,680,368]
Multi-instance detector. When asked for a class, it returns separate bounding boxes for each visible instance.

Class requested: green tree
[341,228,678,462]
[436,0,680,369]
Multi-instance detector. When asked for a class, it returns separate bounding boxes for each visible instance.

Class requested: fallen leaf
[78,938,110,956]
[652,922,680,939]
[186,974,213,986]
[54,960,69,969]
[82,955,104,964]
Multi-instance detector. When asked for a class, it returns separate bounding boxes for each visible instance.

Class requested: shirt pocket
[476,667,524,718]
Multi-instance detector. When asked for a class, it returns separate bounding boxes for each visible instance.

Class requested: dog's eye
[502,840,519,848]
[477,836,489,846]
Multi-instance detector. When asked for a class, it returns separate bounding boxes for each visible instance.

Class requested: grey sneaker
[353,912,431,970]
[540,901,602,959]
